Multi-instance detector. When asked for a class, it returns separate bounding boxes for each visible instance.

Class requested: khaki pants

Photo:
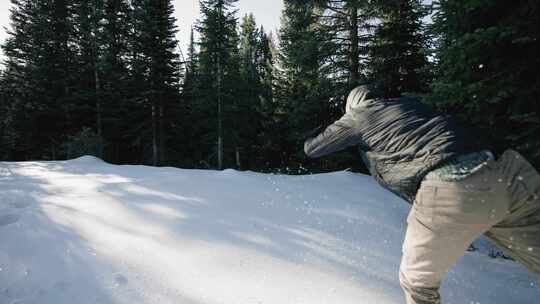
[400,150,540,304]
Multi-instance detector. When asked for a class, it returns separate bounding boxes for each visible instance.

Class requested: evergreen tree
[284,0,376,171]
[0,66,24,160]
[182,27,199,103]
[100,0,132,162]
[197,0,241,169]
[2,0,536,173]
[277,0,331,170]
[255,28,274,107]
[130,0,181,166]
[1,0,76,160]
[368,0,431,97]
[179,28,201,166]
[0,0,35,160]
[39,0,77,159]
[236,16,278,170]
[313,0,375,91]
[237,14,263,169]
[252,28,279,170]
[72,0,106,156]
[430,0,540,166]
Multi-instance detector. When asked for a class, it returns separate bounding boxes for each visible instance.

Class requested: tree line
[1,0,538,172]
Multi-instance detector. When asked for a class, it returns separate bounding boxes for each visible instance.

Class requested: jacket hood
[346,85,380,113]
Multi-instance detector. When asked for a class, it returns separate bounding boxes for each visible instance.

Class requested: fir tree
[1,0,76,160]
[313,0,375,90]
[0,0,35,159]
[277,0,331,170]
[430,0,540,166]
[178,28,201,166]
[72,0,106,155]
[100,0,132,162]
[237,14,262,169]
[130,0,181,166]
[197,0,240,169]
[253,29,281,170]
[368,0,431,97]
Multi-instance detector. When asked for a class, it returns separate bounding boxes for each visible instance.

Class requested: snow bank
[0,159,538,303]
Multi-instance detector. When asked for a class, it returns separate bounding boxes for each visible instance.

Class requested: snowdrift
[0,157,538,303]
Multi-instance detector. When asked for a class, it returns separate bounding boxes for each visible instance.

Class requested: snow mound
[70,155,105,164]
[0,160,538,304]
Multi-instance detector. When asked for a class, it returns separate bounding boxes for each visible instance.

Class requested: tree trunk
[152,101,158,166]
[236,147,241,170]
[348,0,360,86]
[51,141,57,161]
[92,0,102,157]
[159,97,165,164]
[95,69,102,137]
[217,54,223,170]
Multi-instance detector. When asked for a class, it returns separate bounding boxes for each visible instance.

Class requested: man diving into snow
[304,85,540,304]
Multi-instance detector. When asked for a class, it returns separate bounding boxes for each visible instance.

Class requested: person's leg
[400,163,507,304]
[484,150,540,276]
[400,210,481,303]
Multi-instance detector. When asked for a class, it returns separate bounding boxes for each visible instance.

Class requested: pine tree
[313,0,375,90]
[0,0,35,160]
[182,27,199,103]
[40,0,76,159]
[368,0,431,97]
[1,0,76,160]
[197,0,240,169]
[255,28,274,107]
[130,0,181,166]
[0,66,24,160]
[100,0,132,162]
[430,0,540,166]
[237,14,262,169]
[253,29,281,170]
[277,0,330,170]
[72,0,106,156]
[178,28,201,166]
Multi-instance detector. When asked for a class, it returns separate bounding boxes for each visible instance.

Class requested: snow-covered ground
[0,156,538,304]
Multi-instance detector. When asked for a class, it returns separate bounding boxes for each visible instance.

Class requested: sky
[0,0,284,61]
[175,0,284,58]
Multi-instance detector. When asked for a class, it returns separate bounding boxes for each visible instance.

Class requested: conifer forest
[1,0,539,172]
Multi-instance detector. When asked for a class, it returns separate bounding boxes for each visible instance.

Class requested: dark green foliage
[275,0,375,173]
[249,28,279,170]
[276,1,329,170]
[62,127,105,159]
[429,0,540,166]
[1,0,538,172]
[99,0,133,163]
[178,28,200,166]
[127,0,182,166]
[195,0,241,169]
[1,0,76,160]
[368,0,431,97]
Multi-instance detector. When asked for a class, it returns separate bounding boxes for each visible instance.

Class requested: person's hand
[304,125,323,140]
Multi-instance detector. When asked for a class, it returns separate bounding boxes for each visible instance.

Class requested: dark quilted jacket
[304,86,482,203]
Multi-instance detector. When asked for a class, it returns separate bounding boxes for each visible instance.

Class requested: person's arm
[304,113,363,158]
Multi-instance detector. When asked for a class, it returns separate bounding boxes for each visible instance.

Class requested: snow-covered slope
[0,156,538,304]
